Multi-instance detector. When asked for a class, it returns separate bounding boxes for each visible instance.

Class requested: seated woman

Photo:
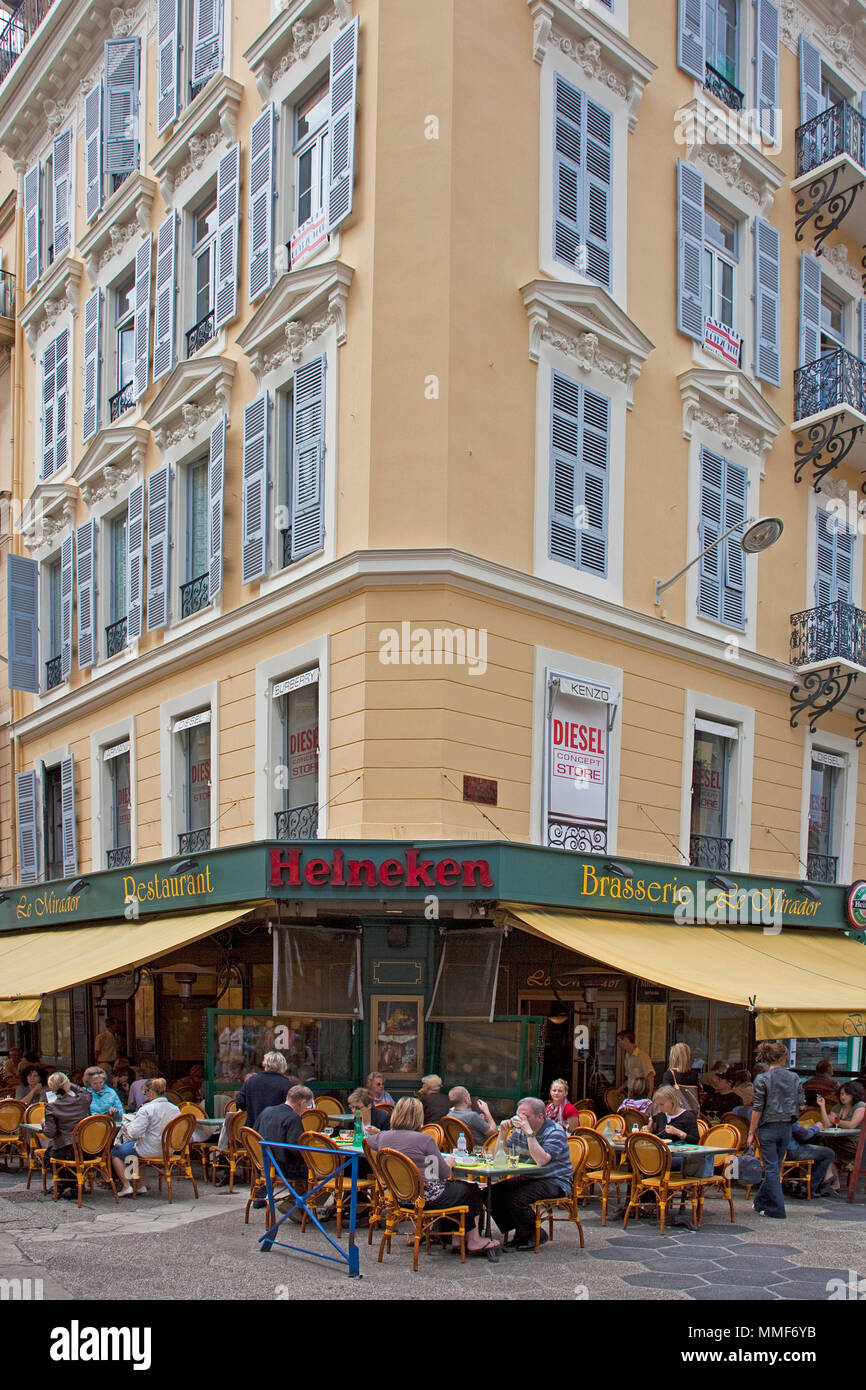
[729,1070,754,1108]
[815,1082,865,1196]
[617,1075,653,1118]
[110,1078,180,1196]
[644,1085,713,1178]
[15,1064,47,1106]
[347,1087,391,1134]
[368,1097,498,1257]
[83,1067,124,1119]
[546,1078,580,1131]
[366,1072,395,1107]
[111,1065,134,1110]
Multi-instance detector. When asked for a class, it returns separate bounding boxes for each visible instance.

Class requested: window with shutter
[16,771,40,885]
[249,106,275,301]
[127,482,145,640]
[208,415,226,600]
[61,755,77,878]
[677,0,705,81]
[147,465,171,630]
[153,211,177,380]
[677,160,705,340]
[52,129,73,258]
[82,290,102,444]
[242,392,269,582]
[327,16,359,234]
[76,518,97,669]
[753,217,780,386]
[60,533,73,680]
[799,253,821,368]
[214,143,240,330]
[104,38,141,178]
[7,553,39,693]
[157,0,179,135]
[41,329,69,479]
[132,236,152,401]
[85,84,103,222]
[292,356,326,559]
[548,371,609,578]
[698,448,747,629]
[553,74,612,288]
[191,0,222,98]
[799,35,823,124]
[815,507,854,605]
[24,162,40,290]
[755,0,779,146]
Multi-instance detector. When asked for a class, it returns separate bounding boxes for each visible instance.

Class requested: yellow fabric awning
[503,906,866,1037]
[755,1010,866,1041]
[0,905,264,1022]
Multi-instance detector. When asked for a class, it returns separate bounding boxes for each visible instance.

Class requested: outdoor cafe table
[450,1153,539,1238]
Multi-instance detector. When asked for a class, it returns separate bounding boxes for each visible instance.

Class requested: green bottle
[353,1108,364,1144]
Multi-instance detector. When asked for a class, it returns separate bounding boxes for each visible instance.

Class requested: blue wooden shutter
[208,415,226,600]
[82,289,102,444]
[242,391,269,582]
[153,211,177,380]
[249,105,275,302]
[549,371,580,566]
[60,533,73,680]
[214,142,240,330]
[85,83,103,222]
[755,0,779,146]
[52,128,72,258]
[698,449,724,621]
[292,356,326,559]
[132,235,151,401]
[753,217,781,386]
[677,0,705,81]
[104,37,140,176]
[799,35,823,123]
[7,553,38,693]
[192,0,222,90]
[677,160,705,340]
[146,465,171,630]
[554,73,583,270]
[42,329,68,478]
[16,771,39,885]
[76,518,96,668]
[722,460,747,629]
[584,98,612,289]
[127,481,144,640]
[578,387,609,576]
[157,0,179,135]
[799,252,821,367]
[41,337,56,478]
[816,507,853,604]
[834,516,854,603]
[327,16,359,233]
[24,162,40,290]
[60,754,77,877]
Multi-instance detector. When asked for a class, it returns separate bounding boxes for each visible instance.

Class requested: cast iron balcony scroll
[186,310,215,358]
[689,834,732,871]
[704,63,743,112]
[0,0,57,83]
[794,103,866,254]
[180,573,210,618]
[109,381,134,422]
[45,655,62,691]
[106,846,132,869]
[178,828,210,853]
[275,804,319,840]
[791,600,866,669]
[790,667,856,732]
[105,617,128,657]
[806,852,837,884]
[547,820,607,854]
[793,349,866,489]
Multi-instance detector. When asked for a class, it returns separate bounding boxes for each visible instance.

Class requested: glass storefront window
[39,994,72,1068]
[668,993,748,1073]
[133,968,155,1057]
[210,1012,354,1092]
[433,1018,544,1120]
[790,1037,857,1074]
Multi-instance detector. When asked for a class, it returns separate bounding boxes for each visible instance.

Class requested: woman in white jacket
[111,1078,179,1196]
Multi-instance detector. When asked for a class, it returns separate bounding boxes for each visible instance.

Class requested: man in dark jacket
[256,1085,315,1219]
[43,1073,93,1199]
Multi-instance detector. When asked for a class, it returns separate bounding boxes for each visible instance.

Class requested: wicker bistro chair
[421,1122,448,1151]
[620,1108,650,1133]
[0,1098,26,1169]
[720,1113,750,1145]
[375,1146,469,1271]
[300,1109,329,1133]
[604,1087,624,1113]
[50,1114,118,1207]
[180,1103,217,1178]
[137,1112,199,1203]
[362,1139,388,1246]
[798,1107,823,1127]
[440,1115,477,1152]
[23,1102,49,1193]
[701,1122,744,1170]
[575,1108,597,1129]
[530,1134,590,1252]
[314,1095,344,1118]
[596,1113,627,1138]
[239,1127,276,1226]
[299,1132,376,1235]
[696,1117,710,1140]
[689,1130,737,1223]
[571,1127,630,1225]
[208,1109,250,1190]
[622,1133,699,1234]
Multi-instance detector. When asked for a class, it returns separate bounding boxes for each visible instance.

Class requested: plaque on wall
[372,960,423,986]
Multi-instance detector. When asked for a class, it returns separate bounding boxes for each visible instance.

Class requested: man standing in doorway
[617,1029,655,1099]
[94,1017,123,1072]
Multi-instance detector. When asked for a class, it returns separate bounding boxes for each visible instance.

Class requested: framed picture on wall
[370,995,423,1080]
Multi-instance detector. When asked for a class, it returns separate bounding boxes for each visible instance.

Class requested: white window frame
[161,424,225,643]
[806,487,862,611]
[800,733,857,885]
[685,430,762,647]
[90,715,137,871]
[111,267,136,411]
[291,77,330,239]
[159,682,219,857]
[680,691,754,872]
[254,636,330,842]
[87,481,140,670]
[703,196,739,335]
[35,743,71,884]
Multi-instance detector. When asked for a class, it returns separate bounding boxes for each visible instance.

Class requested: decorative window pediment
[73,423,148,508]
[19,480,77,558]
[521,277,653,408]
[244,0,353,102]
[149,74,243,205]
[527,0,655,130]
[78,174,157,282]
[780,2,866,90]
[678,97,785,216]
[679,367,785,468]
[147,354,236,450]
[237,258,353,382]
[19,252,83,357]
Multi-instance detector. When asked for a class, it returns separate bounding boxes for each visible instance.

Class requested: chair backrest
[570,1125,609,1172]
[421,1122,447,1150]
[376,1146,423,1207]
[0,1099,25,1134]
[24,1101,45,1126]
[72,1113,115,1160]
[224,1100,239,1114]
[604,1087,622,1112]
[180,1102,206,1119]
[162,1112,196,1158]
[620,1108,648,1132]
[299,1131,343,1182]
[720,1113,749,1144]
[441,1115,475,1151]
[597,1112,626,1137]
[226,1109,248,1147]
[301,1108,328,1133]
[481,1131,500,1152]
[576,1108,596,1128]
[702,1122,742,1151]
[567,1133,590,1174]
[696,1117,710,1139]
[164,1090,183,1105]
[625,1131,671,1180]
[314,1095,343,1118]
[376,1100,395,1113]
[239,1126,265,1177]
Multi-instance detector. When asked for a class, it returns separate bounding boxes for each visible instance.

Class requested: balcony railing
[281,528,291,568]
[704,62,744,112]
[106,846,132,869]
[45,654,62,690]
[105,616,128,658]
[547,820,607,854]
[689,833,732,871]
[796,100,866,178]
[0,270,15,319]
[110,170,132,195]
[178,828,211,853]
[275,804,319,840]
[794,348,866,422]
[109,381,134,422]
[790,599,866,668]
[0,0,57,83]
[180,573,210,618]
[806,851,837,884]
[186,309,215,358]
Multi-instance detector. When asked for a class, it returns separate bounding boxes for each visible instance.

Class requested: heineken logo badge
[846,880,866,929]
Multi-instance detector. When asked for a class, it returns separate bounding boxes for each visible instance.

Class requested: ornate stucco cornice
[527,0,656,131]
[521,278,654,409]
[679,97,785,215]
[77,174,157,283]
[679,368,785,468]
[73,424,149,507]
[244,0,353,103]
[146,356,236,450]
[149,75,243,205]
[19,254,84,358]
[237,259,353,382]
[780,1,866,88]
[19,482,78,558]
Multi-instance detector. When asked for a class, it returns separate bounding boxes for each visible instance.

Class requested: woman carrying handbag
[746,1042,805,1219]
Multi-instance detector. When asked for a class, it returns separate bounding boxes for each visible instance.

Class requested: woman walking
[747,1042,804,1220]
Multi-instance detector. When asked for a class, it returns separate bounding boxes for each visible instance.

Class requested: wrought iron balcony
[275,804,319,840]
[45,654,62,690]
[189,76,211,103]
[109,381,134,422]
[796,101,866,179]
[790,600,866,669]
[0,0,57,83]
[180,573,210,618]
[794,348,866,422]
[0,270,15,319]
[178,828,211,853]
[703,63,744,112]
[547,820,607,854]
[186,310,215,358]
[110,170,132,195]
[689,833,732,871]
[281,528,291,568]
[105,616,128,657]
[806,851,837,884]
[107,846,132,869]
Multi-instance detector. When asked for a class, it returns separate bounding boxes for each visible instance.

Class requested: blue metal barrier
[257,1139,361,1278]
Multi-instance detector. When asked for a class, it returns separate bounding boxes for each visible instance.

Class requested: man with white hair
[447,1087,496,1147]
[490,1097,574,1251]
[235,1051,291,1129]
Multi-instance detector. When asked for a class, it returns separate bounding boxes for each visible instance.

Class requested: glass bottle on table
[352,1108,364,1145]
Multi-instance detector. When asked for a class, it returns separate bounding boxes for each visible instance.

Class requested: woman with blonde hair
[42,1073,92,1199]
[660,1042,701,1113]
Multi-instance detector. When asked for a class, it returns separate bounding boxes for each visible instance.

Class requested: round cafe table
[450,1154,538,1239]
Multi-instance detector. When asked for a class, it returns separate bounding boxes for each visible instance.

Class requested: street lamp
[655,517,784,608]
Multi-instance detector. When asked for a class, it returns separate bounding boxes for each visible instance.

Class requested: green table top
[451,1157,538,1176]
[817,1127,860,1137]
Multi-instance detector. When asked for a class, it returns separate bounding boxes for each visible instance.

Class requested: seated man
[803,1060,839,1105]
[446,1086,496,1147]
[490,1096,573,1251]
[783,1121,835,1197]
[255,1085,316,1217]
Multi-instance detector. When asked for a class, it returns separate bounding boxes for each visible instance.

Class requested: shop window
[689,718,737,870]
[39,994,72,1068]
[133,968,156,1057]
[274,669,319,840]
[668,993,748,1072]
[807,749,845,884]
[211,1011,354,1095]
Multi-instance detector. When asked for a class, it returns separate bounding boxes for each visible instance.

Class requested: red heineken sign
[268,847,494,891]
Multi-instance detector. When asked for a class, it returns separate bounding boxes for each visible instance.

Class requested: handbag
[671,1068,700,1114]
